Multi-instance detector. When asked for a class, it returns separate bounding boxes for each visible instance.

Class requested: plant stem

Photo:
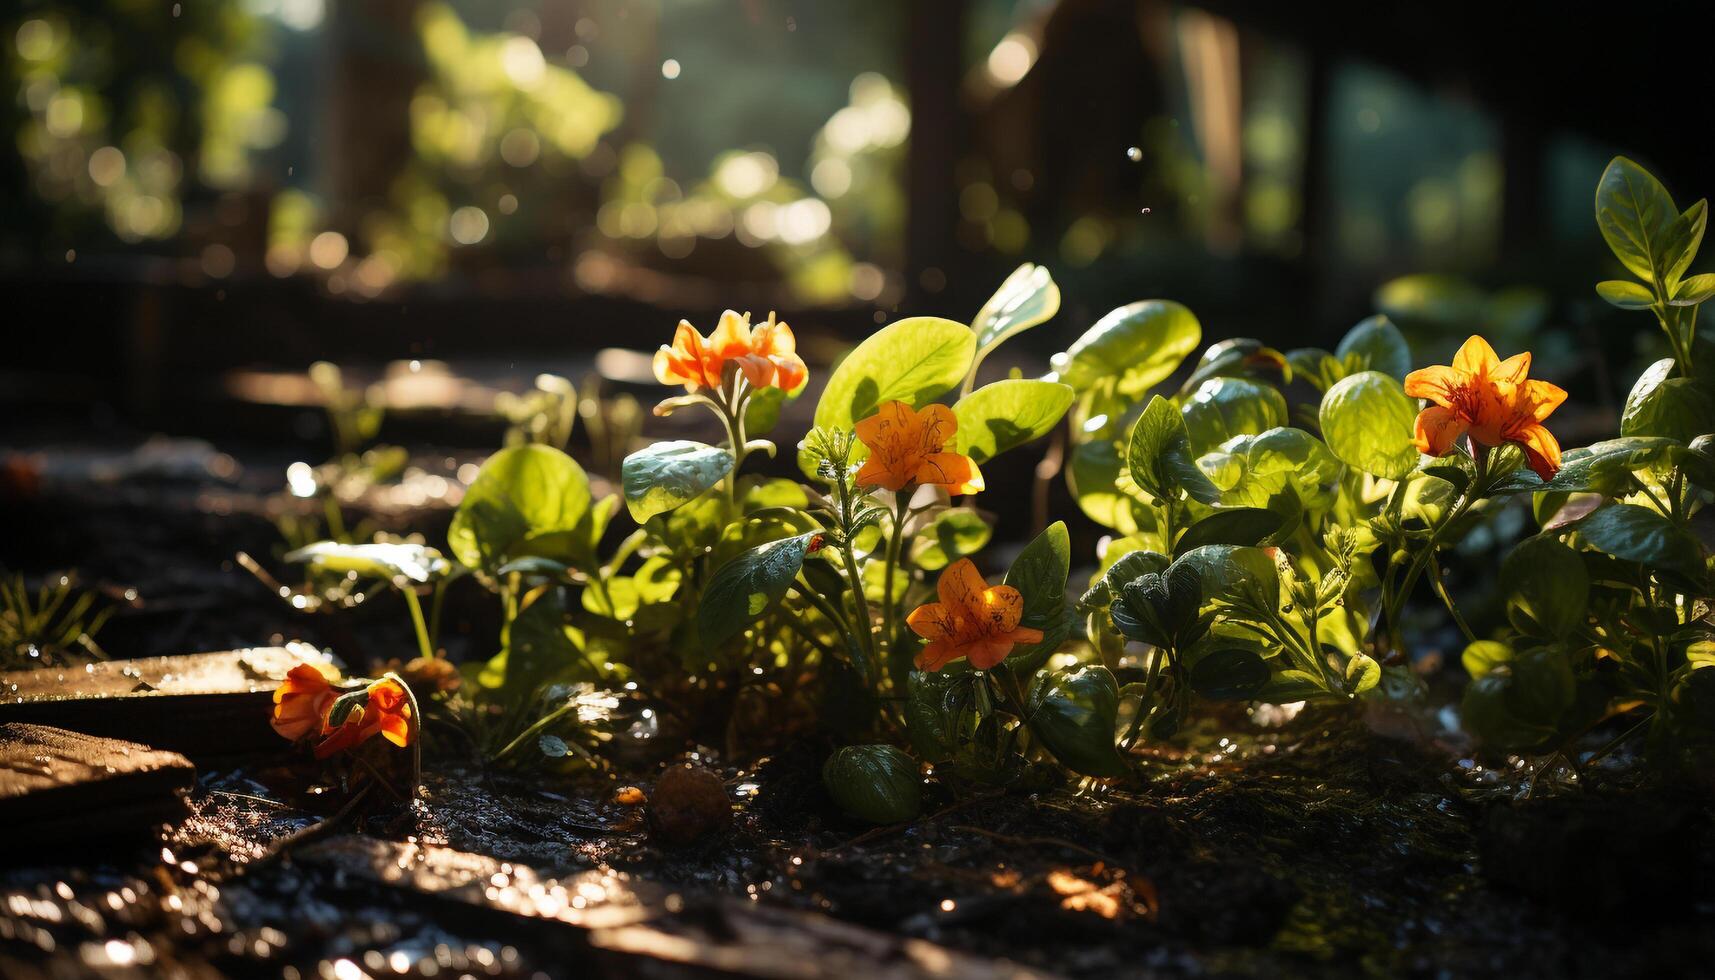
[881,494,910,657]
[1427,560,1478,646]
[400,586,435,660]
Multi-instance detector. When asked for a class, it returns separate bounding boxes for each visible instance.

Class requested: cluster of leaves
[1456,158,1715,757]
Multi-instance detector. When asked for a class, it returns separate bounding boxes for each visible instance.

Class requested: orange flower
[271,663,339,742]
[854,401,984,495]
[651,310,808,393]
[906,559,1044,671]
[314,678,413,759]
[1403,335,1566,480]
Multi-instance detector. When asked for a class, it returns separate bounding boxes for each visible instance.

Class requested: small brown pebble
[614,786,646,806]
[647,764,731,847]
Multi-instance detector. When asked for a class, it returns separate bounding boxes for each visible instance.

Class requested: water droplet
[1125,146,1142,161]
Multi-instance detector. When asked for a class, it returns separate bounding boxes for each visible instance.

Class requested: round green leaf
[1051,300,1201,395]
[1319,371,1419,480]
[1069,439,1135,533]
[823,745,922,823]
[1027,665,1128,777]
[812,316,974,432]
[1181,377,1288,455]
[952,379,1075,464]
[1334,315,1411,380]
[448,445,591,574]
[1460,639,1513,680]
[971,262,1060,357]
[1219,426,1341,514]
[1171,544,1280,614]
[622,440,735,523]
[1344,653,1381,695]
[911,508,993,571]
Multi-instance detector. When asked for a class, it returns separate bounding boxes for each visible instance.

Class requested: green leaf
[1502,536,1588,640]
[622,440,735,523]
[1621,359,1715,443]
[1344,653,1381,695]
[1069,439,1135,532]
[905,670,971,763]
[1670,272,1715,307]
[1319,371,1419,480]
[1219,427,1342,514]
[1181,377,1288,455]
[1002,521,1071,672]
[912,508,993,571]
[1128,396,1221,504]
[1027,665,1128,778]
[496,588,585,696]
[822,745,922,823]
[448,445,591,574]
[1506,648,1577,728]
[1498,436,1683,496]
[1373,274,1487,332]
[1461,674,1555,751]
[697,533,820,650]
[1595,156,1679,283]
[1179,338,1290,394]
[1567,503,1704,579]
[1189,648,1270,701]
[970,262,1059,357]
[1460,639,1514,680]
[1596,279,1655,310]
[1172,508,1285,556]
[284,541,450,583]
[1334,315,1411,380]
[812,316,974,433]
[1051,300,1202,395]
[952,379,1074,464]
[1661,199,1707,287]
[1172,544,1279,613]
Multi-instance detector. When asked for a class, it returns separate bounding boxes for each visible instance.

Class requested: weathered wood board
[0,646,323,760]
[0,723,194,847]
[299,835,1051,979]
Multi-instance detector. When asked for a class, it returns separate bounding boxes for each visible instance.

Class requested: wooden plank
[0,646,324,760]
[299,836,1052,979]
[0,723,193,846]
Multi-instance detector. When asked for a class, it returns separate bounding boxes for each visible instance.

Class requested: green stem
[1427,560,1478,646]
[400,586,435,660]
[881,494,910,657]
[839,539,879,677]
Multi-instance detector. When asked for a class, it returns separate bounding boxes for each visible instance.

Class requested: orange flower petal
[914,452,983,494]
[1006,626,1045,646]
[965,636,1015,670]
[914,404,959,451]
[937,558,990,614]
[914,639,958,672]
[770,353,808,393]
[733,353,776,388]
[1517,379,1568,422]
[906,601,958,641]
[1402,364,1463,408]
[1413,405,1468,456]
[1491,352,1532,385]
[1511,423,1562,480]
[978,584,1025,633]
[854,456,905,491]
[1451,335,1501,377]
[708,309,753,355]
